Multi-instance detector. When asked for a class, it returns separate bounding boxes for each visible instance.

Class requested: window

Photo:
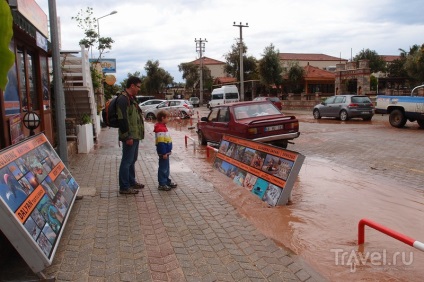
[334,96,345,103]
[17,47,39,112]
[226,92,239,99]
[217,107,230,122]
[208,108,220,122]
[325,97,336,104]
[352,96,371,103]
[212,94,223,100]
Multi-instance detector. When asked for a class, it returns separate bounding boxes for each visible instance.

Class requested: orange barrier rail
[184,135,196,149]
[358,218,424,251]
[206,145,218,158]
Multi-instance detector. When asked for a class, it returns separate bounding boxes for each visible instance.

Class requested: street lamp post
[233,22,248,101]
[97,10,117,58]
[195,38,207,105]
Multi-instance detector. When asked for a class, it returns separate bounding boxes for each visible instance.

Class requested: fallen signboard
[213,134,305,206]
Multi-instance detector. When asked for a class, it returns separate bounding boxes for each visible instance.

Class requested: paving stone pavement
[0,122,325,282]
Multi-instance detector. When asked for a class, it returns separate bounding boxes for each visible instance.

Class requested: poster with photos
[0,133,79,272]
[213,135,304,206]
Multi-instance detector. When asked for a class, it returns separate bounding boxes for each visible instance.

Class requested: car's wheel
[313,109,321,119]
[417,119,424,129]
[272,140,288,149]
[389,109,407,128]
[146,113,155,120]
[198,130,207,145]
[180,111,189,119]
[339,110,349,121]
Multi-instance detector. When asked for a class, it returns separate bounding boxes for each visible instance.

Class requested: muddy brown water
[152,114,424,281]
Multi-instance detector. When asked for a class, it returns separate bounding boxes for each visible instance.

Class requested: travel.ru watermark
[331,248,413,272]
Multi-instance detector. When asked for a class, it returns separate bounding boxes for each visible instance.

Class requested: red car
[196,101,299,148]
[253,96,282,110]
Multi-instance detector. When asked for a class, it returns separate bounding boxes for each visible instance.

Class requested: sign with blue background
[89,58,116,73]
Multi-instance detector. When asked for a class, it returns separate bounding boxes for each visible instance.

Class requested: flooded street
[151,109,424,281]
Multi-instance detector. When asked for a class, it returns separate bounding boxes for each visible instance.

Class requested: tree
[120,71,145,93]
[72,7,115,60]
[224,42,257,79]
[178,62,213,93]
[0,0,15,90]
[258,44,283,93]
[286,63,305,94]
[144,60,174,94]
[353,48,386,73]
[404,44,424,85]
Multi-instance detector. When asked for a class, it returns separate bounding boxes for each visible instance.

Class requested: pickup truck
[375,84,424,128]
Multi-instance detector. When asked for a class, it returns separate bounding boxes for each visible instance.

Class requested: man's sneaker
[168,182,177,188]
[158,185,172,191]
[119,188,139,194]
[131,182,145,189]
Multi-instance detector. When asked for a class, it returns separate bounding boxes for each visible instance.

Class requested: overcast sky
[36,0,424,84]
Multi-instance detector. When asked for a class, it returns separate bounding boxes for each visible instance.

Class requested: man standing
[117,76,145,194]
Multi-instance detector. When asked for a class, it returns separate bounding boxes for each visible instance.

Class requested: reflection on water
[146,114,424,281]
[184,146,424,281]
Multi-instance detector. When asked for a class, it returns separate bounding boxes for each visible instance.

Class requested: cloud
[37,0,424,84]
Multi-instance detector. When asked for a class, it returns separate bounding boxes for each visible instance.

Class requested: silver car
[144,99,194,119]
[139,99,166,113]
[313,95,374,121]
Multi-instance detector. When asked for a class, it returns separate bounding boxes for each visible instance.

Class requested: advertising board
[213,135,304,206]
[0,134,79,273]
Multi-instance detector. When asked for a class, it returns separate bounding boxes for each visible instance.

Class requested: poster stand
[213,135,305,206]
[0,133,79,277]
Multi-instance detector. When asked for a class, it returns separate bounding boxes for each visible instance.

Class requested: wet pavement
[0,114,324,282]
[176,108,424,281]
[1,108,423,281]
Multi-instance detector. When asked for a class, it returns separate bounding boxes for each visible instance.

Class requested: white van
[208,85,240,108]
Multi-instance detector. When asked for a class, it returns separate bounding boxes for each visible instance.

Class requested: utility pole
[48,0,68,167]
[195,38,207,105]
[233,22,248,101]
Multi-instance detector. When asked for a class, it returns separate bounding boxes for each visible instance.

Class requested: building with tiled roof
[283,65,336,95]
[279,53,348,70]
[381,55,401,63]
[189,56,227,78]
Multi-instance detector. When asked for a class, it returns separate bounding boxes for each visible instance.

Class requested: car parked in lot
[313,95,374,121]
[139,99,166,113]
[188,97,200,107]
[143,99,194,119]
[253,96,282,110]
[196,101,300,148]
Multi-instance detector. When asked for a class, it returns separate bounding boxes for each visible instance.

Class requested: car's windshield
[234,103,280,119]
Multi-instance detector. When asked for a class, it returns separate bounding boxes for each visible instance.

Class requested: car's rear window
[269,97,280,102]
[234,103,281,119]
[352,96,371,103]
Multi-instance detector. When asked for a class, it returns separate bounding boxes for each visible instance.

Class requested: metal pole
[195,38,207,105]
[233,22,248,101]
[97,11,117,59]
[48,0,68,167]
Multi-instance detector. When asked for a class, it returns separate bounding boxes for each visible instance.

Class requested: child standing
[154,110,178,191]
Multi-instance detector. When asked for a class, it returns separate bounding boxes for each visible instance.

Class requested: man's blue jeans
[119,140,139,190]
[158,156,170,186]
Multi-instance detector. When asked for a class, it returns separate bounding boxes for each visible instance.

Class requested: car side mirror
[201,117,208,122]
[321,102,326,105]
